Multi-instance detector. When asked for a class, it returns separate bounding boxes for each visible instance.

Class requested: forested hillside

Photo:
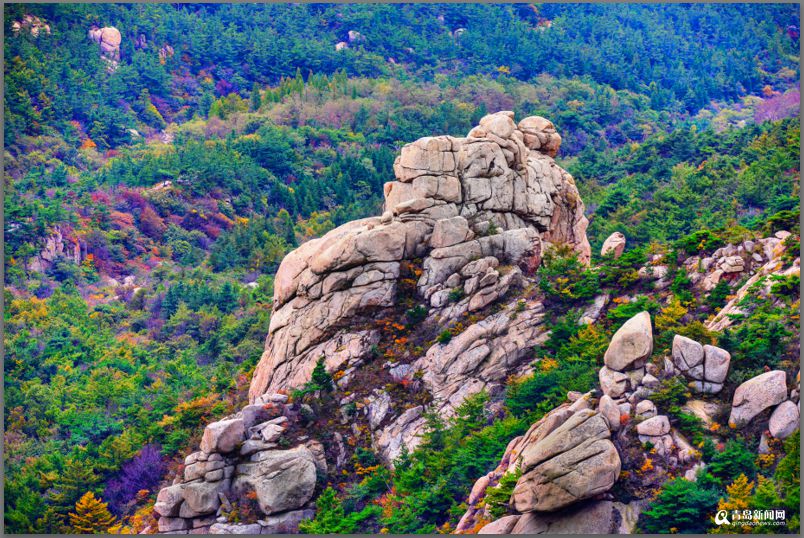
[3,3,800,535]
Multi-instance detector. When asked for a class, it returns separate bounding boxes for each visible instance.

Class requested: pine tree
[310,356,333,392]
[250,82,262,112]
[711,473,754,534]
[47,457,99,531]
[69,492,116,534]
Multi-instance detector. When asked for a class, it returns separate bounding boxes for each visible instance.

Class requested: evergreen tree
[310,356,333,392]
[46,457,100,529]
[69,492,116,534]
[712,474,755,534]
[250,82,262,112]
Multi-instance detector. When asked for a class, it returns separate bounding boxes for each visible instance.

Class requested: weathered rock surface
[669,336,730,393]
[706,238,800,332]
[232,446,317,516]
[486,499,645,534]
[456,402,615,532]
[601,232,626,258]
[636,415,670,437]
[728,370,788,428]
[768,400,799,439]
[603,311,652,372]
[511,410,620,512]
[200,418,245,454]
[249,112,590,405]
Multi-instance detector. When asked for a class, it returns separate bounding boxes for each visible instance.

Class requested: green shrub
[673,229,724,256]
[650,377,690,411]
[706,279,732,310]
[405,305,428,327]
[669,268,694,303]
[299,487,379,534]
[485,469,522,519]
[537,245,600,305]
[606,296,660,324]
[673,412,705,445]
[770,274,800,298]
[708,439,757,485]
[505,362,597,420]
[437,330,453,345]
[448,288,465,302]
[638,478,720,533]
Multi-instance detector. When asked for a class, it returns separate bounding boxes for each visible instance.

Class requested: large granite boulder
[603,312,653,372]
[200,418,245,454]
[728,370,788,428]
[769,400,799,439]
[511,410,620,512]
[232,446,317,515]
[601,232,626,258]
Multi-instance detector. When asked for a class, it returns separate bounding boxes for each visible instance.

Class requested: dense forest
[3,3,800,535]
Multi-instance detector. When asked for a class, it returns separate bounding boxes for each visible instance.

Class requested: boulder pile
[153,395,323,534]
[88,26,122,67]
[456,397,624,533]
[667,336,731,394]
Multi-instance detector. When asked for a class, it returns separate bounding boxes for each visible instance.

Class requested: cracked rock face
[511,409,621,513]
[249,112,590,402]
[728,370,788,428]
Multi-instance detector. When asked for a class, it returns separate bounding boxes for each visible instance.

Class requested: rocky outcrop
[153,396,320,534]
[511,409,621,512]
[156,112,593,532]
[703,233,799,332]
[249,112,589,411]
[11,14,51,37]
[601,232,626,258]
[88,26,122,67]
[27,225,83,273]
[456,399,621,532]
[728,370,788,428]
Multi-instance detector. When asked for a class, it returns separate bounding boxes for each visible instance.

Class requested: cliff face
[249,111,589,403]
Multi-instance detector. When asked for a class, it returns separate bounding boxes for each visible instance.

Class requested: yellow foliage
[539,358,559,372]
[69,491,116,534]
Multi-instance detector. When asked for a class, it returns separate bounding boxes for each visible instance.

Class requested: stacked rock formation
[154,394,322,534]
[246,112,591,463]
[667,336,731,394]
[598,312,655,401]
[88,26,122,67]
[456,396,625,534]
[248,111,589,410]
[155,113,593,532]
